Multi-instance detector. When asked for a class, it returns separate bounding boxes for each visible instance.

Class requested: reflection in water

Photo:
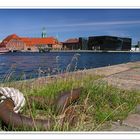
[0,52,140,81]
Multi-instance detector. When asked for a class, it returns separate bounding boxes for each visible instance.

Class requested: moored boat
[0,48,9,54]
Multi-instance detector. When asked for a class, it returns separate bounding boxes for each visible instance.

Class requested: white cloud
[106,30,131,37]
[47,20,140,28]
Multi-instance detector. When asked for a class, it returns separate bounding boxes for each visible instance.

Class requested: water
[0,52,140,81]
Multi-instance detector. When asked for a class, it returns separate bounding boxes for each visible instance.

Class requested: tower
[41,27,47,38]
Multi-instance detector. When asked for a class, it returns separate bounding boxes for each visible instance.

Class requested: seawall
[50,50,140,53]
[29,61,140,91]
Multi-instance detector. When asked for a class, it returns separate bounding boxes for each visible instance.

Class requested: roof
[63,38,79,44]
[3,34,19,42]
[0,34,20,47]
[20,37,59,46]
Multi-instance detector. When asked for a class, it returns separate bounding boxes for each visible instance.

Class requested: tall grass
[1,73,140,131]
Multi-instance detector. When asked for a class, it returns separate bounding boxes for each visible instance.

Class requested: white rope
[0,87,26,113]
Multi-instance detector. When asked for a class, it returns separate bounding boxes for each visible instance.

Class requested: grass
[0,72,140,131]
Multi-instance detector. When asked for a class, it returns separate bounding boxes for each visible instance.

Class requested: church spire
[41,27,47,38]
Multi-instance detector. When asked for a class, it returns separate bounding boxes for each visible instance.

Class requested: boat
[0,48,9,54]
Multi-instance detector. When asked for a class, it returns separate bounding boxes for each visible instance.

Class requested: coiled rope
[0,87,25,113]
[0,87,82,130]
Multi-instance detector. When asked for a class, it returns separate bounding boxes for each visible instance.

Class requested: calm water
[0,52,140,81]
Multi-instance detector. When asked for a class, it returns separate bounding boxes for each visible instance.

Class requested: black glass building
[88,36,131,51]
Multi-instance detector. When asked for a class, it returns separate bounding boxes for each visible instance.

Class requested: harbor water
[0,52,140,81]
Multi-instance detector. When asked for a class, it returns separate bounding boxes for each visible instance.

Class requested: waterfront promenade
[1,61,140,131]
[90,61,140,90]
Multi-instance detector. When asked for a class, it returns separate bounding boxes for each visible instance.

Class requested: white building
[131,47,140,51]
[131,41,140,51]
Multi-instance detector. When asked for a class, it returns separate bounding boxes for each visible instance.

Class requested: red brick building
[0,34,62,52]
[0,34,24,52]
[62,38,80,50]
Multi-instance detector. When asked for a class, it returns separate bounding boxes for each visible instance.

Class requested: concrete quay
[82,61,140,91]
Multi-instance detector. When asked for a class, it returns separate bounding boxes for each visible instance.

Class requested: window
[27,48,31,51]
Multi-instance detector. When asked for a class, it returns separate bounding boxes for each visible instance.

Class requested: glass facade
[88,36,131,51]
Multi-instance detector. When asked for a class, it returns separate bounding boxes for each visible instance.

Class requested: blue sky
[0,9,140,44]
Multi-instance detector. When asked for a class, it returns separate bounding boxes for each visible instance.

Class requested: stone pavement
[86,61,140,90]
[105,113,140,131]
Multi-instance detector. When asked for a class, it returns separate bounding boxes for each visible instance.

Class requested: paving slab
[123,114,140,130]
[103,114,140,131]
[99,62,140,90]
[107,124,139,131]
